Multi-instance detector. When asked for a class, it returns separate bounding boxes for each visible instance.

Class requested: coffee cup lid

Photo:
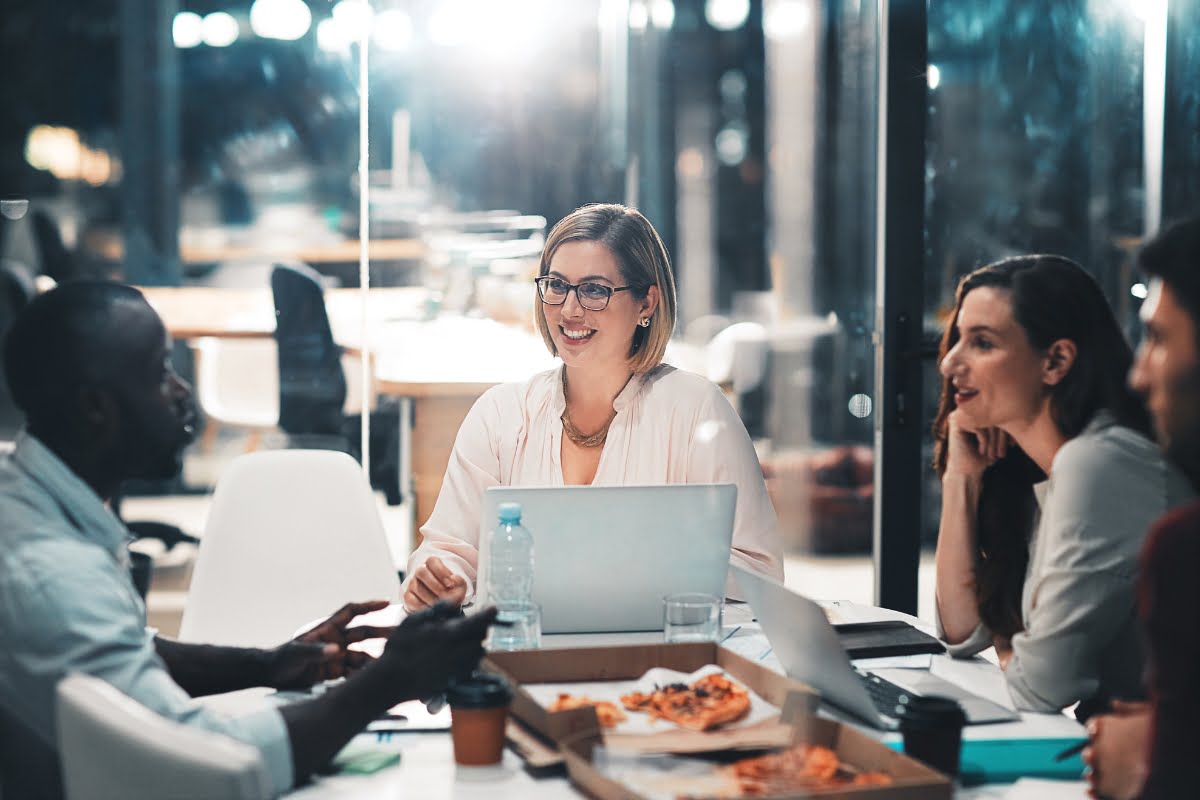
[447,672,513,709]
[897,695,967,728]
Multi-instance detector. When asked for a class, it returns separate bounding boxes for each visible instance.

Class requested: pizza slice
[620,673,751,731]
[547,693,628,728]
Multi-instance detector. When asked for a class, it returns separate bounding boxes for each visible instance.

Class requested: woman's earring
[638,317,651,328]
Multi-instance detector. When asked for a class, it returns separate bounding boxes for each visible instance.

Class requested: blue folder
[887,736,1086,784]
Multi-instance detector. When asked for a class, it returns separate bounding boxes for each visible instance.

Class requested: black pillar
[119,0,181,285]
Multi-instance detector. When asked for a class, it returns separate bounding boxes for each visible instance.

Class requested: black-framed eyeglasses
[534,276,634,311]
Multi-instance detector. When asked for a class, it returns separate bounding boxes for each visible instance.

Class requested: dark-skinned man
[0,281,497,799]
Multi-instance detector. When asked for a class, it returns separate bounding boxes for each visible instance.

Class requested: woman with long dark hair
[933,255,1192,715]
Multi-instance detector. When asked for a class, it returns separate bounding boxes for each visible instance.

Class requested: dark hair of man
[2,281,147,434]
[1139,214,1200,349]
[931,255,1152,637]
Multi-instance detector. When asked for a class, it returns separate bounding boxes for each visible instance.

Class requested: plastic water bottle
[487,502,534,606]
[487,502,538,650]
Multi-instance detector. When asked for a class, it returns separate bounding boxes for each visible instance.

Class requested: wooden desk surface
[139,286,429,344]
[89,231,424,265]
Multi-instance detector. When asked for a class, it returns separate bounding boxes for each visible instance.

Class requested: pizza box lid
[560,716,954,800]
[483,642,818,756]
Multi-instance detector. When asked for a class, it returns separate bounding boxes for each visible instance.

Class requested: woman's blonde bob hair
[534,203,678,374]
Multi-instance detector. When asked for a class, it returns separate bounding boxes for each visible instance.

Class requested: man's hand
[404,557,469,611]
[379,602,497,703]
[267,600,397,689]
[1083,701,1150,800]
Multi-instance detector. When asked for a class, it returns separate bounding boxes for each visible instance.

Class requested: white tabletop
[266,601,1086,798]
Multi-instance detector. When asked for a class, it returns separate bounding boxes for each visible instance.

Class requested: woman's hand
[944,409,1007,480]
[404,556,468,611]
[1083,701,1150,800]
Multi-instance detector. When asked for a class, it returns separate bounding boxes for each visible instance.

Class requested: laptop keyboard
[856,671,917,719]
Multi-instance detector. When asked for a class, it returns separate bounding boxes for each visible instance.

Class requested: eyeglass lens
[539,278,611,310]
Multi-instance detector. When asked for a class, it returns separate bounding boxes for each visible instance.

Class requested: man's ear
[77,384,117,436]
[1043,339,1078,386]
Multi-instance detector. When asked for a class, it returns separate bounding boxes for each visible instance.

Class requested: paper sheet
[523,665,779,735]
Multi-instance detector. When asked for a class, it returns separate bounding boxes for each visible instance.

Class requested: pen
[1053,739,1088,762]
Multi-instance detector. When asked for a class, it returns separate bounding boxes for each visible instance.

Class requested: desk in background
[142,287,554,540]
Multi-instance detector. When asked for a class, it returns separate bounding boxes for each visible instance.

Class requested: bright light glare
[763,0,809,40]
[927,64,941,90]
[317,18,350,52]
[1131,282,1149,299]
[629,1,649,31]
[429,0,548,55]
[332,0,373,38]
[715,125,748,166]
[848,394,873,419]
[373,8,412,51]
[202,12,240,47]
[650,0,675,29]
[250,0,312,41]
[1130,0,1167,23]
[706,0,750,31]
[173,12,204,48]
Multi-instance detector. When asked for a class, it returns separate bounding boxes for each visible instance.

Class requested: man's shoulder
[1145,500,1200,560]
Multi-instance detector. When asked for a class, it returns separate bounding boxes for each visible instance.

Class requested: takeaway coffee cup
[447,672,513,767]
[898,695,966,776]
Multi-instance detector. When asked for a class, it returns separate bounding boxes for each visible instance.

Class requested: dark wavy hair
[932,255,1152,636]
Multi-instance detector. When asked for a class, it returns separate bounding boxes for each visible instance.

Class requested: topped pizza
[727,744,893,793]
[547,693,629,728]
[619,673,751,731]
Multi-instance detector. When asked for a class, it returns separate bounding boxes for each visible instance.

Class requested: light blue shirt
[0,432,293,797]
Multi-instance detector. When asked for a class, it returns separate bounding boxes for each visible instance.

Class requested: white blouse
[403,364,784,602]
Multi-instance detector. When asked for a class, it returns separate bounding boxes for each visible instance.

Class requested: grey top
[937,413,1194,712]
[0,432,293,798]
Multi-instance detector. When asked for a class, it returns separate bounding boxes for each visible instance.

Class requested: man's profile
[0,281,495,799]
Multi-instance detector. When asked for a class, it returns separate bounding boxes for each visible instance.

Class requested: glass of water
[663,592,722,643]
[488,600,541,651]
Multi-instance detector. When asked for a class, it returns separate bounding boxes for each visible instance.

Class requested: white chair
[191,337,375,453]
[56,673,273,800]
[192,337,280,452]
[179,450,400,648]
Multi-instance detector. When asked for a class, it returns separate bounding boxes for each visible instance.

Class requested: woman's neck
[1005,404,1069,476]
[562,363,634,416]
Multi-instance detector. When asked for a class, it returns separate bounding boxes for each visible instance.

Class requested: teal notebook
[886,737,1086,784]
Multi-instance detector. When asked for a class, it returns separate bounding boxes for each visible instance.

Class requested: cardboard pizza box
[484,642,818,756]
[560,715,954,800]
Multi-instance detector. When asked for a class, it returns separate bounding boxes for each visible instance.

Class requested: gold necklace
[561,409,616,448]
[560,370,617,448]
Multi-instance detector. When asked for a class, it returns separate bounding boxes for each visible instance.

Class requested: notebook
[733,563,1019,729]
[480,483,736,634]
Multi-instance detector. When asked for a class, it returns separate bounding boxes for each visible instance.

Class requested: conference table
[235,602,1087,799]
[139,286,557,535]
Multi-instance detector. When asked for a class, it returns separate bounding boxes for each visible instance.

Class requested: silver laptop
[732,564,1018,729]
[480,484,736,633]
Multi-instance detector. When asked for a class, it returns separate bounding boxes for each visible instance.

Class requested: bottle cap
[447,672,513,709]
[497,502,522,524]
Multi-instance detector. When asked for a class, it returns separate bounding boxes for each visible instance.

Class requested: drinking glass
[663,592,722,643]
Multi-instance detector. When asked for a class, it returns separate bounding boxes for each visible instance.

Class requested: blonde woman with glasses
[402,203,782,610]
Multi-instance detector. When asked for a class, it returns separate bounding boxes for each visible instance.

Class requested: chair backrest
[29,210,76,284]
[193,337,280,429]
[179,449,400,647]
[270,263,347,436]
[56,673,273,800]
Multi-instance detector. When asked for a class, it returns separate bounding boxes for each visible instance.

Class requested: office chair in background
[270,262,402,504]
[56,673,273,800]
